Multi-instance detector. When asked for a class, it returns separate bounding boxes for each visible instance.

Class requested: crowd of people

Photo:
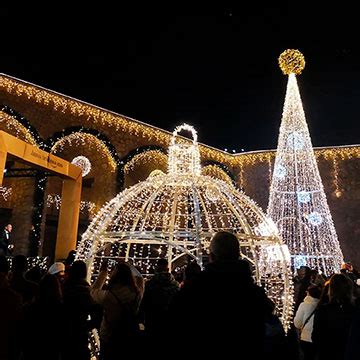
[1,231,360,359]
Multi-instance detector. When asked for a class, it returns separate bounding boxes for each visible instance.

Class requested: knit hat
[48,262,65,275]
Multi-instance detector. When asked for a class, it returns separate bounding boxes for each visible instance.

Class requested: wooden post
[55,173,82,259]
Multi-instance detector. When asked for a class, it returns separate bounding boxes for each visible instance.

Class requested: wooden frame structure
[0,131,82,259]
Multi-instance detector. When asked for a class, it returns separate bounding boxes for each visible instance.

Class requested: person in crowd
[25,265,43,284]
[48,261,66,285]
[22,274,65,359]
[10,254,38,304]
[91,261,144,360]
[309,269,326,287]
[294,284,322,360]
[141,258,179,339]
[293,265,312,312]
[312,273,356,360]
[180,261,201,288]
[169,231,273,357]
[0,223,13,256]
[63,260,96,360]
[0,255,22,360]
[345,308,360,360]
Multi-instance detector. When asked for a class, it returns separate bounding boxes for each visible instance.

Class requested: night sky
[1,5,359,152]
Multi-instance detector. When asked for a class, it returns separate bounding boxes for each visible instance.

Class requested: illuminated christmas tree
[267,49,343,275]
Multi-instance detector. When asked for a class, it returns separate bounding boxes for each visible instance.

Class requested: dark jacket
[142,272,179,336]
[169,260,273,357]
[0,230,10,255]
[63,278,95,359]
[312,302,357,360]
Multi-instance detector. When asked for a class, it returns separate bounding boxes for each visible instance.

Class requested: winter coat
[91,270,143,344]
[312,302,357,360]
[63,278,95,359]
[294,295,319,342]
[141,272,179,336]
[169,260,273,357]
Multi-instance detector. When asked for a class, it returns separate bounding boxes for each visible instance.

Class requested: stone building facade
[0,74,359,268]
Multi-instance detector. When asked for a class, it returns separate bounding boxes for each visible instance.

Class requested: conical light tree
[267,49,343,276]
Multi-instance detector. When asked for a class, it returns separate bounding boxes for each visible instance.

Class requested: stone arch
[121,146,167,188]
[201,160,236,185]
[45,128,121,232]
[0,105,41,146]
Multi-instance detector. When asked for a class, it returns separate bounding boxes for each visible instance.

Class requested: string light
[46,194,96,214]
[0,186,12,201]
[202,165,233,184]
[332,158,342,198]
[124,150,167,174]
[76,123,293,330]
[0,75,231,165]
[0,110,38,145]
[51,133,117,171]
[267,51,343,276]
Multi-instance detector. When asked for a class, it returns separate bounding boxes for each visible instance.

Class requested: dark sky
[0,4,359,152]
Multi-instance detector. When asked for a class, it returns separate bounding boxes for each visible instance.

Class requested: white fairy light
[267,50,343,276]
[76,123,293,330]
[0,186,12,201]
[71,156,92,177]
[47,194,95,214]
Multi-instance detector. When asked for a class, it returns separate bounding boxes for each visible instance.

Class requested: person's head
[184,262,201,281]
[48,262,65,281]
[307,284,322,299]
[108,262,137,291]
[4,224,12,232]
[12,254,28,274]
[65,250,77,266]
[156,258,169,273]
[25,266,42,284]
[329,273,353,305]
[68,260,87,281]
[39,274,62,304]
[297,266,311,279]
[209,231,239,262]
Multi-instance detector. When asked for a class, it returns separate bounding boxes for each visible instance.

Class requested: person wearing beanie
[48,262,65,284]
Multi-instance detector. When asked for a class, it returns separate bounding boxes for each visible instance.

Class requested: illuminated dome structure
[77,124,293,326]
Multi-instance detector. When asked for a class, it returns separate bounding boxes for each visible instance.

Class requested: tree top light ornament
[267,50,343,276]
[77,123,293,329]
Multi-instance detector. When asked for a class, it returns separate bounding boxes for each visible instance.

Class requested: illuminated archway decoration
[0,111,38,146]
[77,124,293,330]
[124,150,167,174]
[202,164,233,184]
[50,132,117,172]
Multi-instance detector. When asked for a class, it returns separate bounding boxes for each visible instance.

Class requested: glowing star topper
[278,49,305,75]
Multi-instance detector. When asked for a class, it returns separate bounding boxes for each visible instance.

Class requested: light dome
[77,124,293,327]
